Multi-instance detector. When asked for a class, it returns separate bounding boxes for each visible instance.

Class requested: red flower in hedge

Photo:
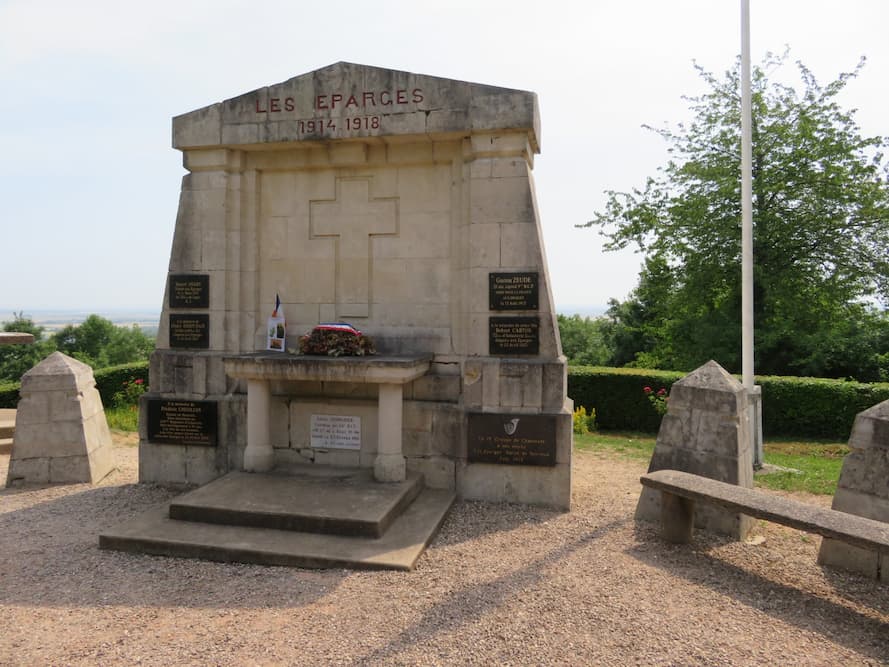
[643,386,652,394]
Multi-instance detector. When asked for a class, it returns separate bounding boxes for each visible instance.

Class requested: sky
[1,0,887,317]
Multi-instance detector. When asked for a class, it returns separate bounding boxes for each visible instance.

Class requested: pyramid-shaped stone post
[818,399,889,580]
[636,360,754,539]
[6,352,114,486]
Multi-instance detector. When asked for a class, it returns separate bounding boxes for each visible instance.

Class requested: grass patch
[105,405,139,432]
[759,440,849,495]
[575,430,847,496]
[574,431,655,461]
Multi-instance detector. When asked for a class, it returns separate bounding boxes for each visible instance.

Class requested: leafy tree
[52,314,154,368]
[582,52,889,380]
[557,314,611,366]
[0,313,56,382]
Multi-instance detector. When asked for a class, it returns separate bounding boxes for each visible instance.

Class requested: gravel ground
[1,434,888,666]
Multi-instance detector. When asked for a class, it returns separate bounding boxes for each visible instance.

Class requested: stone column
[635,360,754,539]
[818,399,889,580]
[244,379,273,472]
[374,383,405,482]
[6,352,114,486]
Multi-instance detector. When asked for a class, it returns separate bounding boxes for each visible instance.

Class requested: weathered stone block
[818,398,889,578]
[457,460,570,510]
[635,360,753,540]
[6,353,113,487]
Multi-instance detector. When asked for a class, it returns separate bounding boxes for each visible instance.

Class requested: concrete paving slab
[99,487,456,571]
[169,468,424,537]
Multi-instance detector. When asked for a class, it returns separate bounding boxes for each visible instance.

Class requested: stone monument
[6,352,114,485]
[818,399,889,580]
[140,62,572,509]
[636,360,754,539]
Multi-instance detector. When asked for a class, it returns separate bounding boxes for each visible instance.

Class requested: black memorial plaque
[467,413,556,466]
[489,316,539,355]
[147,399,218,446]
[489,272,538,311]
[169,274,210,309]
[169,313,210,349]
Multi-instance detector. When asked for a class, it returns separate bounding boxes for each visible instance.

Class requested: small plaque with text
[467,413,556,466]
[169,274,210,309]
[489,272,538,311]
[147,399,218,447]
[169,314,210,349]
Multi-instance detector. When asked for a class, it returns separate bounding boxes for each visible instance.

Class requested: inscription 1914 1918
[169,274,209,309]
[169,314,210,349]
[147,399,218,447]
[489,316,539,355]
[489,272,538,311]
[467,413,556,466]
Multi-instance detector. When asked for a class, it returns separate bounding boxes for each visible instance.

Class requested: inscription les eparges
[254,88,425,114]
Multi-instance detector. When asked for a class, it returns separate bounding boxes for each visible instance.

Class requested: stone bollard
[818,399,889,580]
[635,360,754,539]
[6,352,114,486]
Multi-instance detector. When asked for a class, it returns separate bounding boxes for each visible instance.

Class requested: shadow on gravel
[349,517,630,666]
[629,523,889,662]
[0,481,349,610]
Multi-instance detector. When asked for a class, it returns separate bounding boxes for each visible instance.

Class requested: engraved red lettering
[255,98,267,113]
[284,97,295,112]
[270,98,280,112]
[363,91,375,106]
[380,91,393,105]
[345,94,359,108]
[331,93,343,109]
[396,89,407,104]
[412,88,424,103]
[316,95,328,110]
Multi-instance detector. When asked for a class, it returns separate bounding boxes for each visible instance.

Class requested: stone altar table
[223,353,431,482]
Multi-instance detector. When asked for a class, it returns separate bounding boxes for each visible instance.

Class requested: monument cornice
[173,62,540,154]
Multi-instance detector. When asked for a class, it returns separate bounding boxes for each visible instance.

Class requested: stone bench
[0,332,34,345]
[640,469,889,557]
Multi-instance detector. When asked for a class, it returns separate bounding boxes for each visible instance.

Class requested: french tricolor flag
[317,322,362,335]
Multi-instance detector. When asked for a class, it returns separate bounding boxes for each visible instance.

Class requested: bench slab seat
[640,469,889,554]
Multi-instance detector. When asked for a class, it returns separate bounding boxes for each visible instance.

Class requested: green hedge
[0,360,149,409]
[567,367,684,433]
[568,365,889,440]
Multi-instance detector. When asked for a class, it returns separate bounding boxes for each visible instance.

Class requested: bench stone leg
[661,491,694,543]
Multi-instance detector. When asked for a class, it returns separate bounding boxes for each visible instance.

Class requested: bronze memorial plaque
[489,316,539,355]
[147,399,218,446]
[489,272,538,311]
[169,313,210,349]
[467,413,557,466]
[169,274,210,309]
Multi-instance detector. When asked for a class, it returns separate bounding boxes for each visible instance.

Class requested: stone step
[0,409,15,440]
[99,486,455,571]
[168,468,425,538]
[0,438,11,455]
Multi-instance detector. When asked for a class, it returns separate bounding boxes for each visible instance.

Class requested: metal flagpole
[741,0,763,467]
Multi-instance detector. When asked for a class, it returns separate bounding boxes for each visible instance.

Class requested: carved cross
[310,179,398,318]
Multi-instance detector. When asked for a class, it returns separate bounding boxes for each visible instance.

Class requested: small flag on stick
[266,293,286,352]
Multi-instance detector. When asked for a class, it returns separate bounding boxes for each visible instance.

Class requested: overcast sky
[1,0,887,316]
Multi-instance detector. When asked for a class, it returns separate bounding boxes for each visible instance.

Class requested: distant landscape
[0,309,160,337]
[0,305,607,340]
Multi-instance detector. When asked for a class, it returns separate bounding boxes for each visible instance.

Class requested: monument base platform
[99,467,455,571]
